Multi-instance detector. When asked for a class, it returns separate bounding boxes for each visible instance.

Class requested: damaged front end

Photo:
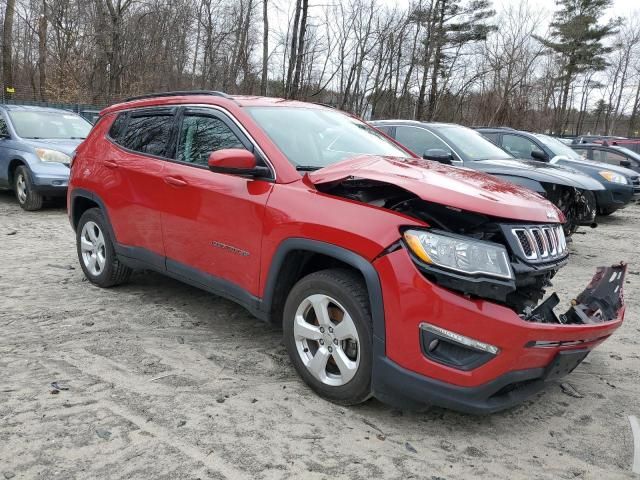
[545,184,597,235]
[525,263,627,325]
[314,177,626,326]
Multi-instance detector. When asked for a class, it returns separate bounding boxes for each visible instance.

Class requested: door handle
[164,176,188,187]
[103,160,119,169]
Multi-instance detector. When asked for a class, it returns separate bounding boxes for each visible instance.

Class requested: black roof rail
[123,90,233,102]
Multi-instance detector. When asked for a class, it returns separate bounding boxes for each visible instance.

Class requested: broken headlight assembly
[403,228,517,303]
[403,229,514,280]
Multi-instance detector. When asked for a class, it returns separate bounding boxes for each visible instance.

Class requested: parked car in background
[68,91,628,413]
[477,127,638,215]
[0,105,92,210]
[371,120,604,234]
[572,135,626,145]
[592,138,640,155]
[571,142,640,175]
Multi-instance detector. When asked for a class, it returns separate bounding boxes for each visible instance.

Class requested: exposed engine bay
[317,178,625,324]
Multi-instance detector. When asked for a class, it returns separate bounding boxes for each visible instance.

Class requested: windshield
[246,107,409,169]
[534,133,583,160]
[434,125,512,161]
[8,110,92,139]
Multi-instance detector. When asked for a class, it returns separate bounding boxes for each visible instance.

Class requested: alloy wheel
[16,174,27,204]
[293,294,360,387]
[80,221,107,276]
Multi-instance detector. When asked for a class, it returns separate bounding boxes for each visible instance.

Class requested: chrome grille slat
[510,225,568,263]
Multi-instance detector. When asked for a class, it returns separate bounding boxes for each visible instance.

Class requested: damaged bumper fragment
[526,263,627,324]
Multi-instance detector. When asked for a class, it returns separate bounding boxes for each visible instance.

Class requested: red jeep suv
[67,91,627,413]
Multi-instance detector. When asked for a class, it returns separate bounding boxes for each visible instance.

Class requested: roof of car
[370,120,462,128]
[100,91,334,116]
[0,104,76,114]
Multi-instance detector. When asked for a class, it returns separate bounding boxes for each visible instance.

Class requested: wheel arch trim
[262,238,386,343]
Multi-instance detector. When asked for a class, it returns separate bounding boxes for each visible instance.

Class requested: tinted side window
[502,134,538,159]
[177,115,244,166]
[395,126,449,155]
[108,113,127,141]
[121,115,173,156]
[0,117,9,137]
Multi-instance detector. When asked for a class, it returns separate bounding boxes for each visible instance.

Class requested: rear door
[160,106,273,297]
[101,107,176,265]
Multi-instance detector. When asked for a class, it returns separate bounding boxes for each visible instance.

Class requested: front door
[160,107,273,297]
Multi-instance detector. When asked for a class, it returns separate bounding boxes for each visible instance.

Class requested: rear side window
[177,115,244,166]
[108,113,127,141]
[482,132,499,144]
[121,114,173,157]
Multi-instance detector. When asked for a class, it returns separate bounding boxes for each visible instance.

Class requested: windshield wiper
[295,165,322,171]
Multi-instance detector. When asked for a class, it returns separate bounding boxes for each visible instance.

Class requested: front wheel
[283,269,373,405]
[76,208,132,287]
[14,166,43,211]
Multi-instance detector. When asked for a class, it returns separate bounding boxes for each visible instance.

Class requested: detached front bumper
[371,250,626,413]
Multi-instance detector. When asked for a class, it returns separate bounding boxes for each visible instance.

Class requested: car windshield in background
[534,133,583,160]
[8,111,92,139]
[434,125,512,161]
[246,107,408,169]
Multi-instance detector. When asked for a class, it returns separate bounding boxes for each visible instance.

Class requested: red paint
[208,148,257,170]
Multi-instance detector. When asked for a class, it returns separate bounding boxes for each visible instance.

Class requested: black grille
[509,225,567,263]
[515,231,532,256]
[532,229,545,255]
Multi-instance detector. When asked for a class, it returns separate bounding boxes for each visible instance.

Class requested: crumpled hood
[308,155,564,223]
[473,159,605,190]
[23,138,83,157]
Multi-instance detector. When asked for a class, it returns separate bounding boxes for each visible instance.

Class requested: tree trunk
[285,0,301,97]
[38,2,48,101]
[261,0,268,95]
[2,0,16,99]
[627,81,640,137]
[291,0,308,99]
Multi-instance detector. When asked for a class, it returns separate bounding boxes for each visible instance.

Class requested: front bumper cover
[371,257,627,413]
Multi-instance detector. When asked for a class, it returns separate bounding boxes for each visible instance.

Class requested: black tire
[598,207,616,216]
[283,268,372,405]
[76,208,132,287]
[14,165,43,211]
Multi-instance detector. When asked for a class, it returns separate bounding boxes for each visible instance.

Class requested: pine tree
[535,0,618,134]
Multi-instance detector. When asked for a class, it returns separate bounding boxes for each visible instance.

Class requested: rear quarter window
[120,114,174,157]
[108,113,127,141]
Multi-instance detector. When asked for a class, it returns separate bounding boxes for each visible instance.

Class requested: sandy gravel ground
[0,190,639,480]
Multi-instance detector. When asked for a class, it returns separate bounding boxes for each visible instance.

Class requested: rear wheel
[76,208,132,287]
[283,269,372,405]
[14,166,43,211]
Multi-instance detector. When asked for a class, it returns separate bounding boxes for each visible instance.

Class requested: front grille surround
[509,225,567,264]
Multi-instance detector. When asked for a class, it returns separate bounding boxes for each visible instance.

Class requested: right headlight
[403,229,514,280]
[599,171,627,184]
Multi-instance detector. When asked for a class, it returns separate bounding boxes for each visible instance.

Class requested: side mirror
[531,149,548,161]
[423,148,453,164]
[208,149,270,177]
[620,159,632,168]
